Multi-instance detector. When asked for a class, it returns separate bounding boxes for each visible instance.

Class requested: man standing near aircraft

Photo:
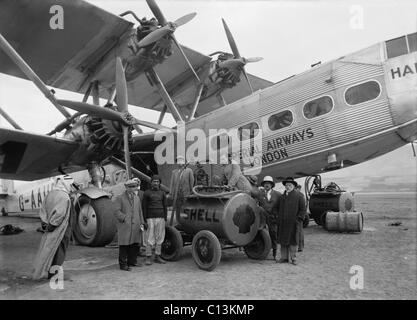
[113,179,145,271]
[169,155,194,219]
[143,175,168,265]
[276,177,306,265]
[32,175,76,280]
[259,176,281,261]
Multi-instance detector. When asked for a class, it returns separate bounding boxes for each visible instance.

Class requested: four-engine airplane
[0,0,416,247]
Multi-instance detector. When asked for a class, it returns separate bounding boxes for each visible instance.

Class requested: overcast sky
[1,0,416,186]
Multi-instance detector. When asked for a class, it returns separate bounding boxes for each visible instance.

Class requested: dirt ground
[0,193,416,300]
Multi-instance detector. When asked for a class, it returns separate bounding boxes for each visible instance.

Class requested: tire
[191,230,221,271]
[73,196,116,247]
[161,226,183,261]
[303,214,310,228]
[243,228,272,260]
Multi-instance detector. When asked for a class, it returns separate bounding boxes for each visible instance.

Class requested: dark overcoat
[277,190,306,246]
[113,191,145,246]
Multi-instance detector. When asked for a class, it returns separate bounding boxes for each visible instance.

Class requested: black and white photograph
[0,0,416,304]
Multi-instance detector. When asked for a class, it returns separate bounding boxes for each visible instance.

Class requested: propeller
[139,0,200,82]
[57,57,174,178]
[221,18,263,93]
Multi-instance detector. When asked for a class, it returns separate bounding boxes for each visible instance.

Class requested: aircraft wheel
[73,196,116,247]
[303,214,310,228]
[313,212,326,226]
[243,228,272,260]
[191,230,221,271]
[161,226,183,261]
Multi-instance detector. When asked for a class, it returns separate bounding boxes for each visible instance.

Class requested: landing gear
[243,228,272,260]
[73,196,116,247]
[161,226,183,261]
[191,230,221,271]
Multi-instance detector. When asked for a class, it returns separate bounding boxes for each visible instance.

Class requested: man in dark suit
[113,179,146,271]
[259,176,281,261]
[276,177,306,265]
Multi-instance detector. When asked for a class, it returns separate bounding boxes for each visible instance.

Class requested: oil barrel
[309,191,355,225]
[178,192,261,246]
[324,211,363,232]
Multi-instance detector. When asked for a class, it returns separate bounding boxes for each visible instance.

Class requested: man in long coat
[33,175,76,280]
[169,155,194,219]
[276,177,306,265]
[113,179,145,271]
[259,176,281,261]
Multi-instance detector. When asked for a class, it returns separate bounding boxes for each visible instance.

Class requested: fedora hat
[282,177,298,187]
[261,176,275,187]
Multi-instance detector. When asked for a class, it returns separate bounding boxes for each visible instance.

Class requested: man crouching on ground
[142,175,167,265]
[113,179,145,271]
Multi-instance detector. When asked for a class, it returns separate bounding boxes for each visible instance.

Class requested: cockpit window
[303,96,333,119]
[386,36,408,59]
[407,32,417,53]
[345,81,381,106]
[268,111,293,131]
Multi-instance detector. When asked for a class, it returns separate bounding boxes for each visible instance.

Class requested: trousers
[119,243,139,267]
[146,218,166,256]
[280,245,297,262]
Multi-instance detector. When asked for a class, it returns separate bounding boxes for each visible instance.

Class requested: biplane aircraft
[0,0,416,259]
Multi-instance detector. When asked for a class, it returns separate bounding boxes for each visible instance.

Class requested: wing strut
[0,106,22,130]
[147,68,184,123]
[0,33,71,119]
[189,83,204,120]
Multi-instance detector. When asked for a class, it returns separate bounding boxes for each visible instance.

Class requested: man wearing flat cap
[259,176,281,261]
[276,177,306,265]
[113,179,145,271]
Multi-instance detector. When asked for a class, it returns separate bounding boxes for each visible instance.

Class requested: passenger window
[345,81,381,105]
[268,111,293,131]
[303,96,333,119]
[407,32,417,53]
[210,133,230,150]
[386,36,408,59]
[238,122,259,140]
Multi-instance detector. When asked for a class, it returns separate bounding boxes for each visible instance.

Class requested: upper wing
[0,127,81,181]
[0,0,133,91]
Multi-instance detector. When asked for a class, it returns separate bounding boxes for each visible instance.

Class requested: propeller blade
[218,59,245,69]
[244,57,263,63]
[174,12,197,27]
[122,126,132,179]
[57,100,125,122]
[146,0,168,26]
[222,18,241,59]
[242,68,254,93]
[137,26,173,48]
[115,57,128,113]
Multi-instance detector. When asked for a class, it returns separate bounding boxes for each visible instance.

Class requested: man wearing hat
[259,176,282,261]
[113,179,146,271]
[142,175,168,265]
[276,177,306,265]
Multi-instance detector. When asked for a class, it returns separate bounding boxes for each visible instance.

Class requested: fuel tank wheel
[161,226,183,261]
[243,228,272,260]
[191,230,221,271]
[303,214,310,228]
[73,196,116,247]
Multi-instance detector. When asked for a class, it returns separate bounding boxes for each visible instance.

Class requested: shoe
[298,249,303,252]
[154,255,166,264]
[291,260,298,265]
[129,262,142,267]
[120,265,131,271]
[276,259,288,263]
[145,257,152,265]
